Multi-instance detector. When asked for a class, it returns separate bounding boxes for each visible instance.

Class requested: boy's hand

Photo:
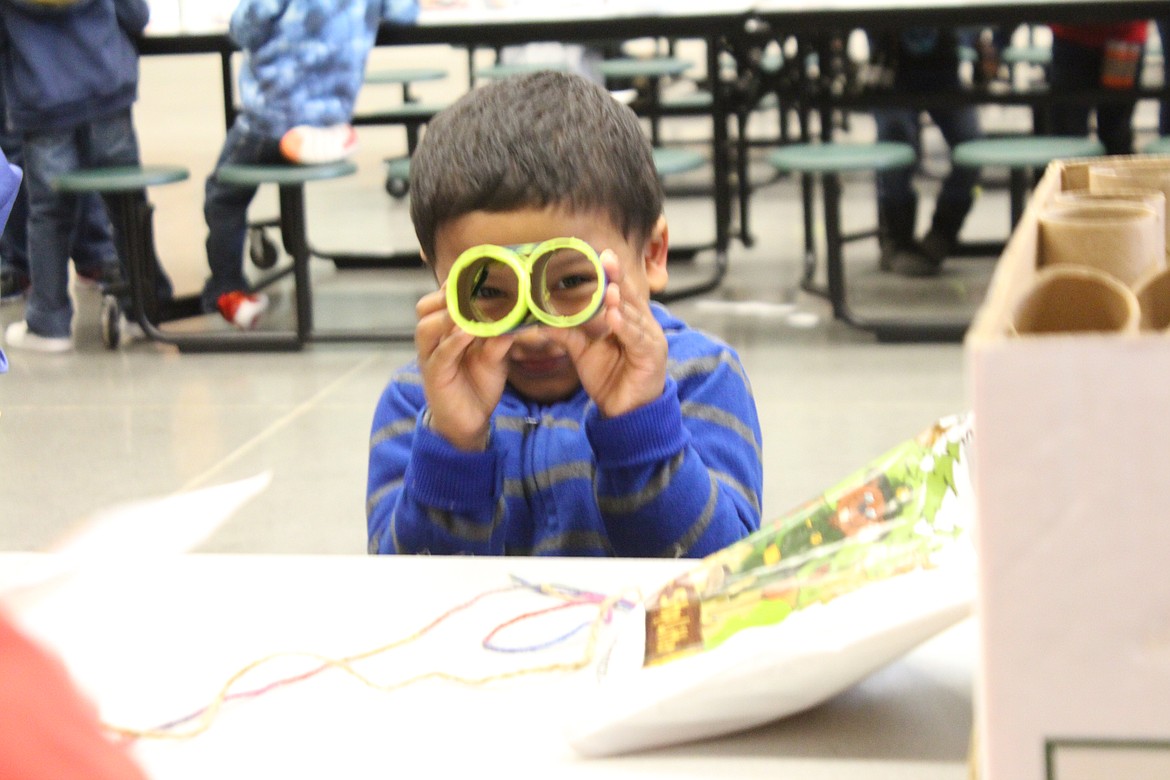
[415,286,514,451]
[543,249,667,418]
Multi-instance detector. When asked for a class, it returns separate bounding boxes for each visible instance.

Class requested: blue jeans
[202,121,284,312]
[0,107,117,279]
[22,109,175,338]
[1049,36,1140,156]
[873,66,982,238]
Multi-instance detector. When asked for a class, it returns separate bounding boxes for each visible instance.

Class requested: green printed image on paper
[643,413,973,667]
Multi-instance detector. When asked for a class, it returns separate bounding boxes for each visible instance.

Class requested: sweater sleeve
[366,368,508,555]
[586,347,763,558]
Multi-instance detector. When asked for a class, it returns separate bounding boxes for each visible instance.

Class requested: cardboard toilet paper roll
[1053,188,1166,270]
[1038,201,1160,288]
[1134,267,1170,331]
[1011,265,1140,336]
[1090,163,1170,259]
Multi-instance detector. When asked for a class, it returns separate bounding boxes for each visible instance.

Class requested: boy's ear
[643,215,669,294]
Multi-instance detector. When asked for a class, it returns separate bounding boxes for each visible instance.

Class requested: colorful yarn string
[104,578,637,742]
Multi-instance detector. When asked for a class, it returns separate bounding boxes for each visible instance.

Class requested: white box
[967,156,1170,780]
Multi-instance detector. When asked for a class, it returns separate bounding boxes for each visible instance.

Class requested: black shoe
[889,247,942,278]
[0,269,30,303]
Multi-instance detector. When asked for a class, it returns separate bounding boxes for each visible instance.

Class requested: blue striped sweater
[366,305,763,557]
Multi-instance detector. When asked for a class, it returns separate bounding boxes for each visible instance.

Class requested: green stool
[216,161,371,349]
[768,142,932,338]
[385,157,412,199]
[52,165,193,349]
[1143,136,1170,155]
[352,100,449,198]
[364,67,447,103]
[952,136,1106,227]
[599,56,694,147]
[652,147,705,178]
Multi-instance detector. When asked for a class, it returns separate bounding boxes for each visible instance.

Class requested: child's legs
[872,107,920,208]
[1048,38,1098,139]
[78,109,173,300]
[201,123,280,312]
[69,194,117,273]
[22,127,83,338]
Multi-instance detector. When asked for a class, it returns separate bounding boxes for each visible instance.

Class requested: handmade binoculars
[446,237,606,337]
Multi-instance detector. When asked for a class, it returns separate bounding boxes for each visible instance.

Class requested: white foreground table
[4,553,975,779]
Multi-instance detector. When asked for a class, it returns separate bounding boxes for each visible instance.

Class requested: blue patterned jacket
[366,304,763,557]
[230,0,419,138]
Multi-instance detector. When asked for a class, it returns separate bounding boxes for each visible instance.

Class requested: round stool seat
[952,137,1105,169]
[597,57,692,80]
[52,165,189,193]
[216,160,357,187]
[1143,136,1170,155]
[767,142,916,175]
[386,102,449,119]
[386,157,411,180]
[662,91,713,111]
[475,62,570,80]
[652,147,705,177]
[1001,45,1052,66]
[364,67,447,86]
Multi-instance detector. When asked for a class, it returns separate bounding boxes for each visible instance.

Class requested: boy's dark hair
[409,70,664,264]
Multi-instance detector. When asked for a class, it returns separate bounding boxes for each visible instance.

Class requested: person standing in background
[0,0,171,352]
[0,79,122,304]
[868,27,983,278]
[1047,21,1149,155]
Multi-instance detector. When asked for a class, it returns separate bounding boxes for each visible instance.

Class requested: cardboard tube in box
[1010,265,1139,336]
[1038,201,1160,287]
[1090,162,1170,257]
[1134,266,1170,331]
[1052,187,1166,269]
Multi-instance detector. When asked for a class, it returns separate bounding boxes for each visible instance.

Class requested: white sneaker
[5,320,73,353]
[279,124,358,165]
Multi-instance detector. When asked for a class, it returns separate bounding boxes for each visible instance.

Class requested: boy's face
[430,206,669,404]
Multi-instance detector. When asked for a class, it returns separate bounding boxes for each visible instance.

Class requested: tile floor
[0,41,1160,554]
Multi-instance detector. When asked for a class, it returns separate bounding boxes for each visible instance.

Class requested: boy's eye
[471,282,509,299]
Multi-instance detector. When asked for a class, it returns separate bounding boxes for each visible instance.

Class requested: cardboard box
[967,156,1170,780]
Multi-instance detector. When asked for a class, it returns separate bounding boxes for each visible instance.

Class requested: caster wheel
[249,226,279,269]
[100,295,122,350]
[385,176,409,199]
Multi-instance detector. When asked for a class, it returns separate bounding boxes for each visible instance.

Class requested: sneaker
[279,124,358,165]
[1,269,30,303]
[216,291,268,329]
[5,320,73,352]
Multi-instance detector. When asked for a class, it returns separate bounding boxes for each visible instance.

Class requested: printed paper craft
[565,414,974,756]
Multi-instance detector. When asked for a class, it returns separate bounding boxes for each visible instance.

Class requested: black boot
[878,196,917,272]
[923,198,972,263]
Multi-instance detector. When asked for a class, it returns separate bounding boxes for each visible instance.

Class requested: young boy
[366,71,763,557]
[202,0,419,329]
[0,0,167,352]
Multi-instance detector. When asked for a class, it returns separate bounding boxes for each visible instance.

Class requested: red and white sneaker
[279,124,358,165]
[216,291,268,330]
